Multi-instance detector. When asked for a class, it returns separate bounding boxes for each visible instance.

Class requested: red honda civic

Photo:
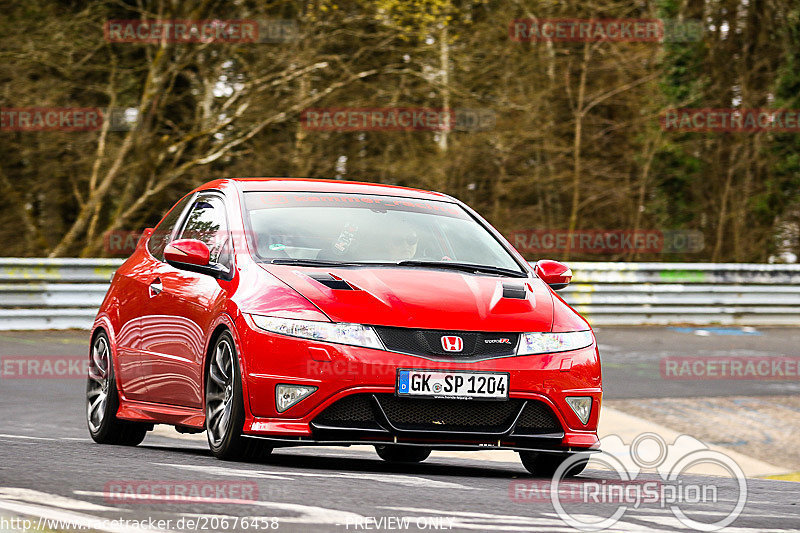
[86,178,601,476]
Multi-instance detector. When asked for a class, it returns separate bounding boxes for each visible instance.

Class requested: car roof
[195,178,456,202]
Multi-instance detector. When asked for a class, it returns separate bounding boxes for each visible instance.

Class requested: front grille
[376,394,522,433]
[312,394,563,436]
[316,394,373,422]
[314,394,380,429]
[373,326,519,360]
[513,401,562,434]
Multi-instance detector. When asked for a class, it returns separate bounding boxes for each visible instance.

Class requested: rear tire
[206,331,272,461]
[86,331,149,446]
[375,445,431,463]
[518,451,589,477]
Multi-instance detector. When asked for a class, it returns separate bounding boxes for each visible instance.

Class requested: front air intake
[307,273,354,290]
[502,283,527,299]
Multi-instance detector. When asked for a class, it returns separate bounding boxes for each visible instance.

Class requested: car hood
[257,264,554,332]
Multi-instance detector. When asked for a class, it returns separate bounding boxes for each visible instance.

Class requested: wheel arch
[204,323,231,387]
[90,316,120,392]
[202,314,247,413]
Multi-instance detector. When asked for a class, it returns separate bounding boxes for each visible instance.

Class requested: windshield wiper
[269,258,528,277]
[268,258,361,267]
[395,260,527,278]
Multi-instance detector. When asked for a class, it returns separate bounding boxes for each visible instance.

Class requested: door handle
[149,278,163,297]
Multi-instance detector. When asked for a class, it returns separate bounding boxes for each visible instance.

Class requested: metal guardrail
[560,262,800,326]
[0,259,798,329]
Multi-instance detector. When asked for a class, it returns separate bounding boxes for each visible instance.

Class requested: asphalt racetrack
[0,328,798,532]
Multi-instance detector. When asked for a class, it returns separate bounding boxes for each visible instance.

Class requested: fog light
[275,384,317,413]
[566,396,593,425]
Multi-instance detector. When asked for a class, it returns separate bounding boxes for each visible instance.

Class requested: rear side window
[147,194,193,261]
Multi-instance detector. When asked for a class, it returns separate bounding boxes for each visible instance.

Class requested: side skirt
[117,397,205,429]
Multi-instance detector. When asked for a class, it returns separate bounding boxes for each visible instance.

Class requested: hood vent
[307,273,354,291]
[502,283,527,300]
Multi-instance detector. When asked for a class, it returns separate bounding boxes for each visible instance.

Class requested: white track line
[0,487,118,511]
[0,434,55,441]
[74,491,366,526]
[0,500,170,533]
[156,462,476,490]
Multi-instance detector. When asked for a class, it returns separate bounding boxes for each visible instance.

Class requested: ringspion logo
[511,433,747,531]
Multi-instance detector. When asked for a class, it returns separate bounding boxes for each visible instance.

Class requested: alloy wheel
[206,338,235,446]
[86,335,111,432]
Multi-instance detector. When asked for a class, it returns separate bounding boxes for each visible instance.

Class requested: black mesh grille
[313,394,562,436]
[314,394,378,428]
[376,394,523,432]
[513,401,562,434]
[373,327,519,360]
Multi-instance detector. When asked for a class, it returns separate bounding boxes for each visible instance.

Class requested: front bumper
[237,319,602,451]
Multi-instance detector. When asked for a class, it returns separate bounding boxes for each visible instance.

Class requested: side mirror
[534,259,572,290]
[165,239,210,266]
[165,239,230,280]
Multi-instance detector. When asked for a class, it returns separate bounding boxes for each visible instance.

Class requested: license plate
[396,369,509,400]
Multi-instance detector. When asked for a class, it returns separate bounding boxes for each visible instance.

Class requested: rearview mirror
[165,239,230,280]
[534,259,572,290]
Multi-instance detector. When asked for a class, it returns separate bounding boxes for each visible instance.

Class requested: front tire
[375,445,431,463]
[518,451,589,477]
[205,331,271,461]
[86,332,149,446]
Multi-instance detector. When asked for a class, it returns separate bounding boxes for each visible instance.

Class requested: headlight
[250,315,384,350]
[516,331,593,355]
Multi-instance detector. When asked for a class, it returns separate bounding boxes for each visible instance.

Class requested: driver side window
[177,195,232,269]
[147,194,193,261]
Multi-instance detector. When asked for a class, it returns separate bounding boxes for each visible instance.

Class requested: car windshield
[243,191,524,274]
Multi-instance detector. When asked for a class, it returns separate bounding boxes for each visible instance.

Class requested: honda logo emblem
[441,336,463,352]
